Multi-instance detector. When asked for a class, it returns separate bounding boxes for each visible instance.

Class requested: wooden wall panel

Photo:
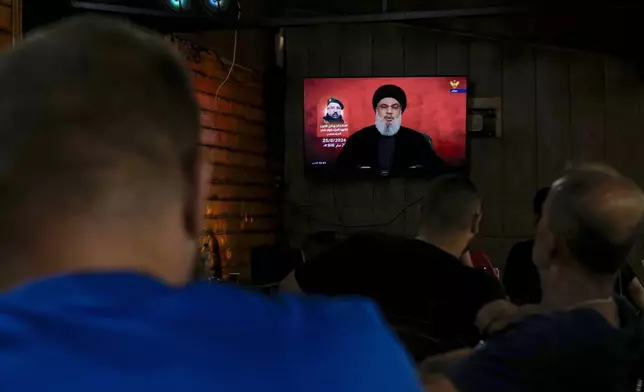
[535,48,571,187]
[569,53,605,164]
[605,59,642,185]
[284,28,311,241]
[437,35,469,76]
[404,26,437,77]
[468,40,503,238]
[501,45,536,239]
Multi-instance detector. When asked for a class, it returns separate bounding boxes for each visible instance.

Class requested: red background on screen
[303,77,467,166]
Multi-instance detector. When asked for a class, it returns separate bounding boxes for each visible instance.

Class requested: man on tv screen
[321,97,345,124]
[336,84,445,175]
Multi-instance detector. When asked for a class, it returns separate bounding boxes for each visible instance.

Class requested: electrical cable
[287,196,425,229]
[213,1,241,116]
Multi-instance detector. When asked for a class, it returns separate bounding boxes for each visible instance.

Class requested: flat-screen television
[303,77,468,178]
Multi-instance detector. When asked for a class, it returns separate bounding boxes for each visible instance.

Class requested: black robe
[336,125,445,175]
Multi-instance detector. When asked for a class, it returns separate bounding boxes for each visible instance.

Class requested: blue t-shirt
[0,272,422,392]
[447,297,644,392]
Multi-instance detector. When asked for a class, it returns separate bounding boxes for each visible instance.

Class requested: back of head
[0,16,199,250]
[420,175,481,235]
[543,164,644,275]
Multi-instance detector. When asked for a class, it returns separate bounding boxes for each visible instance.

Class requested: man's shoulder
[459,263,501,284]
[329,232,406,258]
[0,282,422,391]
[495,307,615,346]
[453,262,506,302]
[446,311,605,392]
[399,126,429,140]
[347,231,407,246]
[188,283,390,332]
[231,291,421,390]
[482,307,640,372]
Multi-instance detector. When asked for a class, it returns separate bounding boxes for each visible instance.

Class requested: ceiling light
[167,0,190,11]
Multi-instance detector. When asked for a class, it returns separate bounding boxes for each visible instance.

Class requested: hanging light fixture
[167,0,190,11]
[201,0,229,13]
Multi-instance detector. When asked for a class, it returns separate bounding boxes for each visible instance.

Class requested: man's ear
[550,235,567,264]
[184,147,212,238]
[471,212,482,236]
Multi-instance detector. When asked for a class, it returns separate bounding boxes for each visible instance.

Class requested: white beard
[375,113,402,136]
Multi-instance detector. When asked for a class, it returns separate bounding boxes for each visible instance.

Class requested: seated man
[503,187,550,305]
[281,175,506,361]
[426,164,644,392]
[504,187,644,311]
[335,84,445,176]
[0,17,422,392]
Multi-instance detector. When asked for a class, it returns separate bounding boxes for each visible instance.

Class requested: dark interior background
[17,0,644,279]
[277,0,644,274]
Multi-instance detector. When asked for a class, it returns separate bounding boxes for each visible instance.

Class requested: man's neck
[540,265,614,311]
[416,233,467,259]
[2,217,193,290]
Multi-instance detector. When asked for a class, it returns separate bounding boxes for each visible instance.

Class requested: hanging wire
[213,1,242,116]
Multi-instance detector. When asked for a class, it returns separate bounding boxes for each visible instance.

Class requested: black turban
[372,84,407,113]
[326,97,344,110]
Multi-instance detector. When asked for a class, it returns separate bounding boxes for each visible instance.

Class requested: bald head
[0,16,199,249]
[541,164,644,275]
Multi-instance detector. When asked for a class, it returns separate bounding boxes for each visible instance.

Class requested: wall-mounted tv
[303,77,468,179]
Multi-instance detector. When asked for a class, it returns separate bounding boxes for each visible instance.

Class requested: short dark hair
[0,16,199,246]
[420,175,481,234]
[547,166,644,275]
[533,187,550,217]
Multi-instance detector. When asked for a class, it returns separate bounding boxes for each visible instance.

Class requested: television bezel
[300,75,471,181]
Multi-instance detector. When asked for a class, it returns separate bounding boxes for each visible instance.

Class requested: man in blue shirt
[0,16,421,392]
[424,164,644,392]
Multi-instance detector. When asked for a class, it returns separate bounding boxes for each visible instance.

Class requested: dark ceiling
[273,0,644,58]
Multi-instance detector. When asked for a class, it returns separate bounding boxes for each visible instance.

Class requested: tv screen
[303,77,468,178]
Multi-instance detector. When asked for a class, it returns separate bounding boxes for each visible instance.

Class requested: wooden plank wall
[177,42,276,280]
[284,23,644,271]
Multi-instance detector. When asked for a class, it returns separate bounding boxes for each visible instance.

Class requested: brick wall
[176,41,276,281]
[0,0,17,50]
